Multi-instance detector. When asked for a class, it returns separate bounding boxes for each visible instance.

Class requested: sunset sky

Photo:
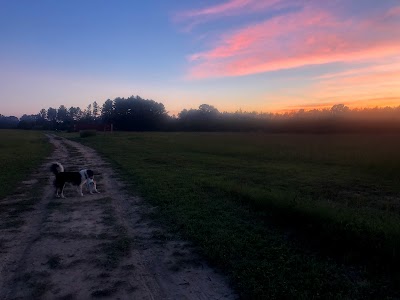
[1,0,399,117]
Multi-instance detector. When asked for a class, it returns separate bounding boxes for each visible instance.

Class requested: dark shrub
[80,130,97,138]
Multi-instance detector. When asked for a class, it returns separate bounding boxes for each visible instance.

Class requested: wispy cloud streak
[173,0,286,32]
[174,0,281,20]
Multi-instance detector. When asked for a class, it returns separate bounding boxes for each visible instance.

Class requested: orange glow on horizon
[268,98,400,115]
[166,98,400,116]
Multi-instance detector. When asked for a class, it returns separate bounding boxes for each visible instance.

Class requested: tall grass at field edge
[0,130,52,200]
[206,180,400,268]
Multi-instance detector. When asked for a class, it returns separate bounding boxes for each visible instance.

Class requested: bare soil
[0,134,236,299]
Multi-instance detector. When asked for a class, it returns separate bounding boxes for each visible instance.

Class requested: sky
[0,0,399,117]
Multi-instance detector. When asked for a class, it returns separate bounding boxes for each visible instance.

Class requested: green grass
[0,130,52,199]
[63,131,400,299]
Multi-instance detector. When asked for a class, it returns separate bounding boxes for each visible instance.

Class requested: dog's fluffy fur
[50,162,99,198]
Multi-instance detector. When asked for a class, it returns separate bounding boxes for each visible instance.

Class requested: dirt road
[0,134,236,299]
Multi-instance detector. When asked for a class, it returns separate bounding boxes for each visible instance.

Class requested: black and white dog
[50,162,100,198]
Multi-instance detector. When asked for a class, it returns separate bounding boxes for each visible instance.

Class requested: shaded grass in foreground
[66,132,400,299]
[0,130,51,200]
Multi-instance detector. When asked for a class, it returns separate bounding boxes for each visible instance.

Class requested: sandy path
[0,134,236,299]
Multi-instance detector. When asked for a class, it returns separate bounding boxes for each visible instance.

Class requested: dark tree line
[16,103,98,130]
[0,115,19,128]
[1,96,400,133]
[10,96,169,131]
[172,103,400,133]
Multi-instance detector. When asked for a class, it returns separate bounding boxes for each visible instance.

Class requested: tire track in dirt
[0,134,236,300]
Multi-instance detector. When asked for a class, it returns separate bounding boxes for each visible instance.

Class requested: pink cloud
[189,9,336,61]
[387,6,400,17]
[186,5,400,79]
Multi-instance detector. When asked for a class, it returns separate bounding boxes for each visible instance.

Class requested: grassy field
[0,130,51,199]
[63,131,400,299]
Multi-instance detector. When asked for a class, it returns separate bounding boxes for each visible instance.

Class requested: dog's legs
[55,182,62,198]
[60,183,66,198]
[93,181,100,194]
[79,183,84,196]
[88,181,100,194]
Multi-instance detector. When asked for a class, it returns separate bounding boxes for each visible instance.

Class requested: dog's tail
[50,162,64,175]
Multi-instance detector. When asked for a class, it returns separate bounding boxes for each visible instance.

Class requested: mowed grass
[0,130,51,199]
[65,131,400,299]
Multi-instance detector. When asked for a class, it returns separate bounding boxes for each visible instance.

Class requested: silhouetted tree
[68,107,82,121]
[331,104,349,115]
[47,107,57,122]
[101,99,114,124]
[111,96,168,130]
[38,109,47,120]
[93,101,99,119]
[84,104,92,121]
[57,105,68,123]
[199,104,219,115]
[17,114,36,129]
[177,104,221,131]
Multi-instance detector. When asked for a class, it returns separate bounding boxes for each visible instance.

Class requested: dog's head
[86,169,94,180]
[88,179,96,190]
[86,170,96,190]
